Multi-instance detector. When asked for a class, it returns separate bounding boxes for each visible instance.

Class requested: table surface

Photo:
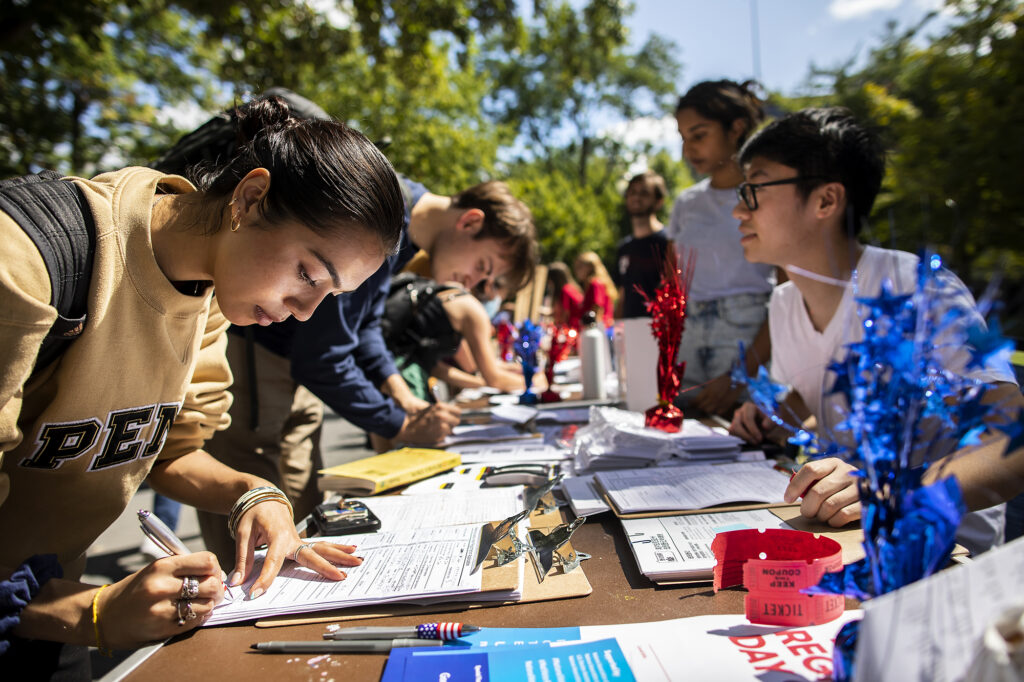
[125,513,757,681]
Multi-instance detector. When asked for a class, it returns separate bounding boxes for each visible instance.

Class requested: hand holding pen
[783,459,862,527]
[76,511,227,650]
[138,509,234,598]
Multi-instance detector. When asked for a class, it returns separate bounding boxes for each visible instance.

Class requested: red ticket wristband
[711,528,845,627]
[744,591,846,627]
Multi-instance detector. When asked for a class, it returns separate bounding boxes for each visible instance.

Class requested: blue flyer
[456,626,582,648]
[488,638,635,682]
[381,646,489,682]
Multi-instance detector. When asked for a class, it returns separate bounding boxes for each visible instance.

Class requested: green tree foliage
[506,150,624,266]
[0,0,212,176]
[168,0,521,193]
[0,0,517,190]
[0,0,689,267]
[481,0,685,266]
[810,0,1024,284]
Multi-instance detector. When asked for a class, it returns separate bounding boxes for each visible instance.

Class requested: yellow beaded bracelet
[91,584,112,657]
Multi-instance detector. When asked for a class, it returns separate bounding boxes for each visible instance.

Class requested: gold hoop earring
[231,213,241,232]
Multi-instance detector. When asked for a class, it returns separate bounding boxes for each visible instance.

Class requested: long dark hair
[191,95,403,253]
[675,79,765,148]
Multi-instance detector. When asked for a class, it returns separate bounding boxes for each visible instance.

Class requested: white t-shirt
[666,178,775,302]
[769,245,1015,554]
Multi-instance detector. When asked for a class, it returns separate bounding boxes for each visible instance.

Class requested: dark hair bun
[233,95,294,147]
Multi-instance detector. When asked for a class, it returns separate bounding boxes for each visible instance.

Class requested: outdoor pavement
[85,410,375,678]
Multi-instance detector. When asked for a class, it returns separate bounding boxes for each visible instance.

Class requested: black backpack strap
[0,171,96,373]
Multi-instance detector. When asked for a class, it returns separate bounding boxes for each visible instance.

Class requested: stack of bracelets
[228,486,293,539]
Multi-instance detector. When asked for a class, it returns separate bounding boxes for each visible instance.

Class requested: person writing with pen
[0,94,403,677]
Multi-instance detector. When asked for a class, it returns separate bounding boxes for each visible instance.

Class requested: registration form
[205,524,483,625]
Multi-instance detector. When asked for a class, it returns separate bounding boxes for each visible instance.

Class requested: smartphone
[310,500,381,537]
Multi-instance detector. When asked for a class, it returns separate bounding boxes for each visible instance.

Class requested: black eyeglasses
[736,177,819,211]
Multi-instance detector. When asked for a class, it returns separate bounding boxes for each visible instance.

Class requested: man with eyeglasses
[728,107,1021,557]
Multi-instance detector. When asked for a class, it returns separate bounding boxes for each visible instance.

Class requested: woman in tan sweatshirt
[0,95,404,673]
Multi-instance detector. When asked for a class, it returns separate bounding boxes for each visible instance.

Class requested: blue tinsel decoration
[732,253,1022,680]
[514,319,543,405]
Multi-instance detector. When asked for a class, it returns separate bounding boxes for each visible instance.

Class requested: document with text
[354,487,525,530]
[621,509,793,581]
[595,461,790,514]
[205,525,483,625]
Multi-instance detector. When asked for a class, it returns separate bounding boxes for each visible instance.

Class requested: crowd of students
[1,80,1022,678]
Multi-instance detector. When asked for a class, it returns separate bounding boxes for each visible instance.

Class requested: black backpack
[0,170,96,376]
[382,273,463,371]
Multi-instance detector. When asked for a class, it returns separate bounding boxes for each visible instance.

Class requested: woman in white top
[667,80,781,416]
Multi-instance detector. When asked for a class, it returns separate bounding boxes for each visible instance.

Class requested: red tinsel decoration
[638,246,696,432]
[540,324,577,403]
[495,318,516,362]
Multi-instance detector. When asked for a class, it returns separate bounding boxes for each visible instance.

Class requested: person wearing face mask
[667,79,783,418]
[0,94,404,675]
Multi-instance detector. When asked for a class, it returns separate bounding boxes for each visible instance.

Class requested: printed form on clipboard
[621,509,794,583]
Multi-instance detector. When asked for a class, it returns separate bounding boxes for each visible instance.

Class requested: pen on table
[323,623,481,640]
[138,509,235,597]
[251,639,446,653]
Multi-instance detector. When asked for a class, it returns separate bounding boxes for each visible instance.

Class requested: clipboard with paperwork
[255,509,592,628]
[619,505,968,585]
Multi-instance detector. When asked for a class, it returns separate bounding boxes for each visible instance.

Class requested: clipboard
[255,510,592,628]
[632,506,969,586]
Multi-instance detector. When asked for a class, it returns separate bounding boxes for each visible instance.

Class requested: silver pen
[137,509,190,555]
[251,639,446,653]
[138,509,235,597]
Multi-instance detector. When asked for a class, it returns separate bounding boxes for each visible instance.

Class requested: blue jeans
[152,493,181,531]
[676,292,769,402]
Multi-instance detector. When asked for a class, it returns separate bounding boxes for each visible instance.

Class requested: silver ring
[290,542,316,563]
[176,599,196,626]
[180,576,200,600]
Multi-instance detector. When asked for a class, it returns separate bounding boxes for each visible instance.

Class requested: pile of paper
[354,488,526,530]
[205,525,488,626]
[571,407,745,472]
[594,460,790,514]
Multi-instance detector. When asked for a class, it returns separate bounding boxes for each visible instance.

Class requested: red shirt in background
[558,283,584,329]
[582,280,614,328]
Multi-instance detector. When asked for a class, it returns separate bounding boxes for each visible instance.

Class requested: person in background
[727,106,1021,556]
[382,272,529,404]
[614,170,671,319]
[545,261,584,329]
[574,251,617,329]
[667,79,780,417]
[0,95,403,673]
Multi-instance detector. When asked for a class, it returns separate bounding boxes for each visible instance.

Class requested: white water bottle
[580,311,609,400]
